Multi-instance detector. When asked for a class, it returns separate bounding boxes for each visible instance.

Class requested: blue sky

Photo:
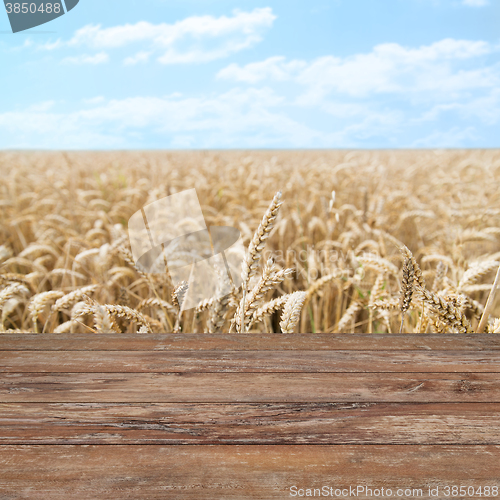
[0,0,499,149]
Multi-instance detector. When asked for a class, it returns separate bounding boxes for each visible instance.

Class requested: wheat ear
[337,301,362,332]
[138,297,176,313]
[489,318,500,333]
[100,304,152,333]
[172,281,189,333]
[398,245,423,333]
[370,297,400,310]
[0,283,29,311]
[52,285,99,312]
[28,291,65,333]
[172,281,188,309]
[206,264,232,333]
[432,261,446,292]
[368,273,386,334]
[280,291,307,333]
[75,296,152,333]
[0,283,30,331]
[120,245,174,331]
[241,192,283,285]
[239,191,283,332]
[207,294,230,333]
[235,258,292,332]
[53,320,78,333]
[94,305,121,333]
[415,285,473,333]
[305,273,338,301]
[458,260,499,291]
[356,254,399,277]
[251,294,290,325]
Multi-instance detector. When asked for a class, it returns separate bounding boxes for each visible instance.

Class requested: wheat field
[1,149,499,333]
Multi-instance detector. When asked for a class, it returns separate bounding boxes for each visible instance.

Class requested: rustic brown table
[1,334,499,499]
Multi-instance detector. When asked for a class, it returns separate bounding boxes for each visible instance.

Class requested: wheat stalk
[235,258,292,332]
[239,191,283,332]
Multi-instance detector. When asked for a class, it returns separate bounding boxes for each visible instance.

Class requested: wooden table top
[1,334,499,499]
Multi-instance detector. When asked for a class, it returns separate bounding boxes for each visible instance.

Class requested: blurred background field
[1,149,499,333]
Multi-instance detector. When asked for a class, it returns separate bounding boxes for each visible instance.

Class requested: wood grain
[1,350,499,372]
[1,445,499,499]
[1,402,499,444]
[1,334,499,498]
[0,372,497,403]
[1,334,499,351]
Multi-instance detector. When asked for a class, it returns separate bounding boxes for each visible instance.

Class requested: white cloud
[70,9,275,48]
[61,8,276,64]
[27,101,55,112]
[83,96,106,105]
[62,52,109,65]
[5,38,60,52]
[462,0,489,6]
[123,51,152,65]
[212,37,500,147]
[412,126,479,147]
[218,38,498,101]
[217,56,306,83]
[418,88,500,125]
[0,89,327,149]
[1,34,497,149]
[36,40,62,51]
[1,81,496,149]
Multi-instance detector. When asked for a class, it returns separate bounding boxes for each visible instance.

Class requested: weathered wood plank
[0,372,497,403]
[1,350,499,373]
[1,402,499,444]
[1,445,499,499]
[1,334,499,351]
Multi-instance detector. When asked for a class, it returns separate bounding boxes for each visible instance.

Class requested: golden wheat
[1,149,499,333]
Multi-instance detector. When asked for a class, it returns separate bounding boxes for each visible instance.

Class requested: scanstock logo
[128,189,245,311]
[3,0,79,33]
